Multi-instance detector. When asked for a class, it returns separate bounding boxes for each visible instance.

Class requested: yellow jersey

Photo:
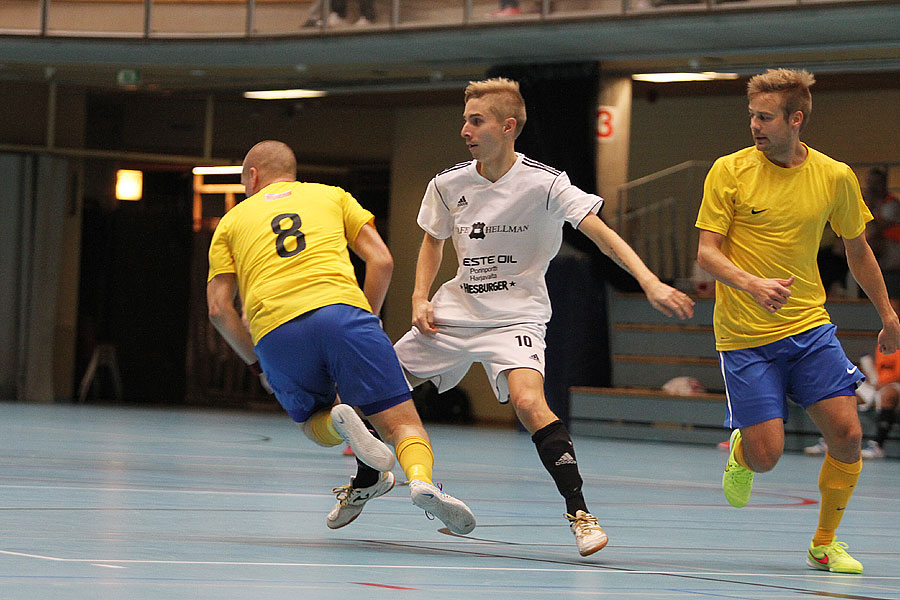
[696,145,871,351]
[208,181,374,345]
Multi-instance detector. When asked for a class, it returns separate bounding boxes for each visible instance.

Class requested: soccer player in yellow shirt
[207,140,474,535]
[696,68,900,574]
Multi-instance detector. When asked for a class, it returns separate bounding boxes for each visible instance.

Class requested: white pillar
[595,75,632,226]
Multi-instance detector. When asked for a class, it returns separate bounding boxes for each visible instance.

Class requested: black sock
[532,420,588,515]
[350,421,381,489]
[873,408,896,447]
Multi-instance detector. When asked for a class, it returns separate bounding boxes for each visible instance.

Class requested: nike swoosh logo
[335,415,345,424]
[836,507,845,511]
[812,554,829,565]
[751,209,767,214]
[423,493,435,499]
[847,366,858,374]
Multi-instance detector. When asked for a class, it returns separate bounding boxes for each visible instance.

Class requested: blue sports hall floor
[1,401,898,599]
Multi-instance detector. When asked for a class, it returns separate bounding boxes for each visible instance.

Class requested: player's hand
[750,275,794,313]
[877,315,900,355]
[411,297,438,335]
[645,280,695,320]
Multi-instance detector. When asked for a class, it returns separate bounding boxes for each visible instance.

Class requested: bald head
[241,140,298,196]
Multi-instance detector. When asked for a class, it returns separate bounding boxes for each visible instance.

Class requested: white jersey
[418,153,603,327]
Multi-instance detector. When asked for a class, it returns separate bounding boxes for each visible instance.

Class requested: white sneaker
[326,11,345,26]
[330,404,395,472]
[861,440,885,459]
[326,471,395,529]
[566,510,608,556]
[409,479,475,535]
[354,16,372,26]
[804,438,828,455]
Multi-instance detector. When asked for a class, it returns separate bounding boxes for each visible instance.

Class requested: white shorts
[393,323,547,403]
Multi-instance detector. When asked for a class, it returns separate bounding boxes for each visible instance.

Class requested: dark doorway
[77,168,193,404]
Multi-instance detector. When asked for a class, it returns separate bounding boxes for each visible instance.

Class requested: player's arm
[207,273,257,365]
[411,232,445,334]
[697,229,795,313]
[578,213,694,320]
[349,221,393,316]
[843,232,900,354]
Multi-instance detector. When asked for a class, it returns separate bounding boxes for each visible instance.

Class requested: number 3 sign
[596,106,617,142]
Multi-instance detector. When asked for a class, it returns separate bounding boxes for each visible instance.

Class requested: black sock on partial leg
[874,408,896,447]
[350,420,381,489]
[532,420,589,515]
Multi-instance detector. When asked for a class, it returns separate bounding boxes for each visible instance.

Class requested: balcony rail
[611,160,900,287]
[0,0,871,39]
[612,160,711,286]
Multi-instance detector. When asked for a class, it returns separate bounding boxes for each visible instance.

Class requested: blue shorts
[718,324,863,429]
[254,304,411,423]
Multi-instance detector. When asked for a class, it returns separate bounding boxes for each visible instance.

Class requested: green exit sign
[116,69,141,86]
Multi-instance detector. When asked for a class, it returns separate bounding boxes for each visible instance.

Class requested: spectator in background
[861,343,900,458]
[864,167,900,297]
[492,1,521,16]
[305,0,375,27]
[807,341,900,459]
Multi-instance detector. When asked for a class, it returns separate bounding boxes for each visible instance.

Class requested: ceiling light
[192,165,243,175]
[243,89,328,100]
[632,72,740,83]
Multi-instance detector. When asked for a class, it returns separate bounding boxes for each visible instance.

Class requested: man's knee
[827,418,863,449]
[741,436,782,473]
[366,399,426,446]
[746,448,781,473]
[299,408,343,447]
[510,392,554,430]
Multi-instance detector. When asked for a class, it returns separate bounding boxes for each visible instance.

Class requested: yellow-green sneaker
[722,429,753,508]
[806,540,863,574]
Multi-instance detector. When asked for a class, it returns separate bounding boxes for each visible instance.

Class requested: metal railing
[612,160,711,285]
[0,0,872,39]
[611,159,900,286]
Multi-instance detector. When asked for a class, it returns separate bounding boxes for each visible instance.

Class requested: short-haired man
[696,69,900,574]
[207,140,475,535]
[394,78,695,556]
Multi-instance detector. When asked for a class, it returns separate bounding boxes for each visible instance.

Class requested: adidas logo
[529,354,540,362]
[555,452,577,466]
[457,196,468,207]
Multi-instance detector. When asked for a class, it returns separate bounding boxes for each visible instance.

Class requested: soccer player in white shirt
[394,77,695,556]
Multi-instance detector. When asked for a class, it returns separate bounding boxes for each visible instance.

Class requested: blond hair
[747,68,815,130]
[464,77,527,138]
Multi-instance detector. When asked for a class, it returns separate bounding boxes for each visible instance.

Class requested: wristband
[247,361,263,375]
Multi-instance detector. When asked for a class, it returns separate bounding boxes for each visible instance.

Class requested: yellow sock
[305,409,344,447]
[396,436,434,484]
[733,435,751,470]
[813,452,861,547]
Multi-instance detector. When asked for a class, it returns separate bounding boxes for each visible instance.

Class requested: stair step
[568,386,898,454]
[611,355,722,391]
